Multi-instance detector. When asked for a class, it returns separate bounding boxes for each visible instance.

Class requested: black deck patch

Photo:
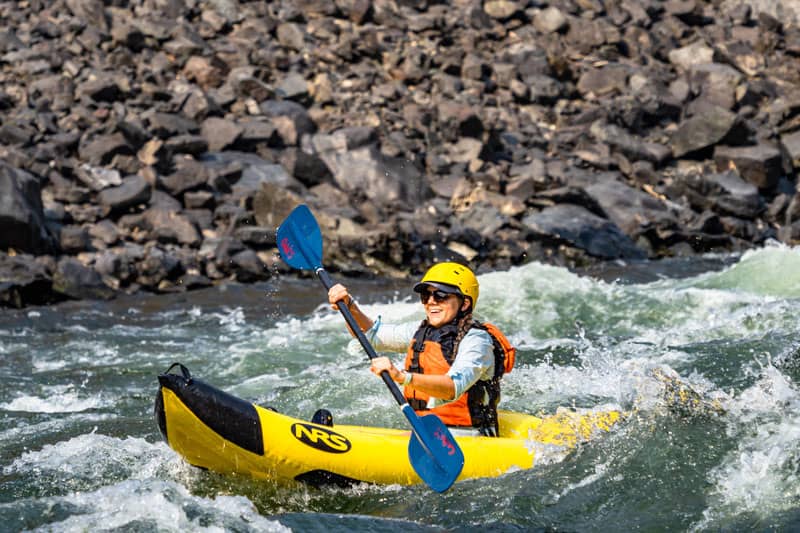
[157,371,264,456]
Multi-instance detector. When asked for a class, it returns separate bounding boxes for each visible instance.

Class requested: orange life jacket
[402,320,516,436]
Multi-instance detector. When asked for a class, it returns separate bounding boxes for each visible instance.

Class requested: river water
[1,244,799,532]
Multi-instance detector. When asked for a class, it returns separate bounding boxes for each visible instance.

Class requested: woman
[328,262,514,437]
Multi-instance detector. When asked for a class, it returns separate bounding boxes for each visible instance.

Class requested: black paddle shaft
[316,268,407,405]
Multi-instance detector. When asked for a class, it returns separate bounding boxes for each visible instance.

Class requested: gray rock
[522,204,646,259]
[584,178,678,237]
[53,257,115,300]
[160,157,210,196]
[78,133,133,166]
[714,144,783,190]
[203,151,304,201]
[671,106,739,158]
[260,100,317,145]
[321,144,431,207]
[201,117,243,152]
[781,130,800,169]
[97,174,151,212]
[0,163,57,254]
[0,253,55,307]
[707,171,765,219]
[533,6,569,33]
[59,225,91,254]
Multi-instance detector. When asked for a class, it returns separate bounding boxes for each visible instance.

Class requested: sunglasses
[419,289,454,304]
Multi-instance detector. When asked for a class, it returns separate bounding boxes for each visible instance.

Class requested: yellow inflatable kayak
[155,365,623,488]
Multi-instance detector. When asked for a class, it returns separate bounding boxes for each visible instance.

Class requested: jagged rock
[668,40,715,71]
[577,64,630,98]
[781,129,800,168]
[235,226,277,248]
[253,182,305,229]
[142,111,200,139]
[689,63,745,110]
[533,6,569,33]
[204,151,304,201]
[707,171,765,219]
[0,163,57,254]
[437,102,484,141]
[239,120,280,147]
[321,144,431,207]
[183,191,215,209]
[160,157,210,196]
[279,147,331,187]
[136,246,183,288]
[78,133,133,167]
[583,178,678,237]
[52,257,115,300]
[201,117,243,152]
[59,225,91,254]
[590,121,672,165]
[522,204,646,260]
[455,203,507,239]
[260,100,316,145]
[671,106,740,158]
[97,174,151,212]
[75,164,123,191]
[231,249,269,282]
[714,144,783,189]
[0,252,56,307]
[88,220,120,246]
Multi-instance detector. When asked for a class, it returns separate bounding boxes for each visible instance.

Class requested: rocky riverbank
[2,0,800,308]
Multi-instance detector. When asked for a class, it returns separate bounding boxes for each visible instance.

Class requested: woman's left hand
[370,356,404,384]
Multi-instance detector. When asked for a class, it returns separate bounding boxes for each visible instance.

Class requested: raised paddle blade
[405,408,464,493]
[276,204,323,271]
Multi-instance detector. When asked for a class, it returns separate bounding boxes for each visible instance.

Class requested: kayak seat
[311,408,334,427]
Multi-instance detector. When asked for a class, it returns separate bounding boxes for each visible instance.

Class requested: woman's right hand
[328,283,352,311]
[327,283,374,335]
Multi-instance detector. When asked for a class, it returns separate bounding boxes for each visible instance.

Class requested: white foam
[17,478,290,532]
[1,385,109,413]
[4,433,165,479]
[0,413,111,444]
[696,365,800,528]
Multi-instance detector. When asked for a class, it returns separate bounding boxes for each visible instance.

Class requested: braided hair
[452,308,475,355]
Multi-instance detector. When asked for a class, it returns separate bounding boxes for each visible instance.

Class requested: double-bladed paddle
[277,204,464,493]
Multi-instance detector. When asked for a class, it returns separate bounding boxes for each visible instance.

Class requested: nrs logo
[280,237,295,260]
[291,423,351,454]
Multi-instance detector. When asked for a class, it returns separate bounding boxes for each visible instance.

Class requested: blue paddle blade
[276,205,323,271]
[405,409,465,493]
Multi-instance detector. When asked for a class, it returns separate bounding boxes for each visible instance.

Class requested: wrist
[401,371,413,386]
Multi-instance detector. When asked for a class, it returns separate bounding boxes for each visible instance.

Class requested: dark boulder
[0,253,57,307]
[0,163,57,254]
[522,204,646,260]
[671,106,740,158]
[52,257,115,300]
[97,174,152,213]
[714,144,784,190]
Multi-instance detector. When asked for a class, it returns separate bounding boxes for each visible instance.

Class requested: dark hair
[453,311,475,355]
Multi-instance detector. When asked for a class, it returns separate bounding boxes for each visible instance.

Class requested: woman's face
[419,289,470,327]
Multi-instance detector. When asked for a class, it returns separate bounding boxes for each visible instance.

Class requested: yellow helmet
[413,262,479,308]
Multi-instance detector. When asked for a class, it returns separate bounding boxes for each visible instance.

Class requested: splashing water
[1,246,800,530]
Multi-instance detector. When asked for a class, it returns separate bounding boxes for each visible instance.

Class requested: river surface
[1,244,799,532]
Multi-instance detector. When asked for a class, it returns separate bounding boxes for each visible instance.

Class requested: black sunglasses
[419,289,454,304]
